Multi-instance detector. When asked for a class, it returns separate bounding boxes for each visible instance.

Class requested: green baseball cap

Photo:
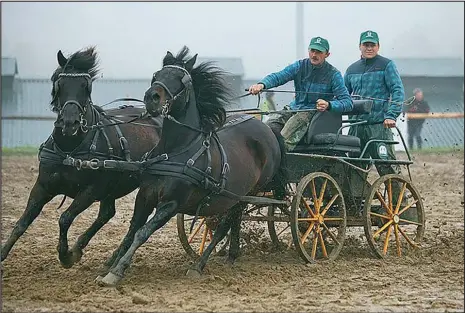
[360,30,379,44]
[308,36,330,53]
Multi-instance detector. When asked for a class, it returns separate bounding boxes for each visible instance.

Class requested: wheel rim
[177,214,229,260]
[363,174,425,258]
[267,184,295,251]
[291,172,346,263]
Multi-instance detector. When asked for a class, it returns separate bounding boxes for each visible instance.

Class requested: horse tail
[270,127,288,200]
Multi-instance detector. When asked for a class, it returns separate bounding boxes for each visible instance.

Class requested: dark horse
[1,47,162,269]
[98,46,287,286]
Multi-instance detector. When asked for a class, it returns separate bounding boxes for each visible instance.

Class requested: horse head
[143,50,197,119]
[50,47,99,136]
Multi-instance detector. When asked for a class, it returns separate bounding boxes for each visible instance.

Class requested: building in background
[1,56,464,150]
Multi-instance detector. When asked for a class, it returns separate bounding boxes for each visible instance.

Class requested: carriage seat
[293,100,373,154]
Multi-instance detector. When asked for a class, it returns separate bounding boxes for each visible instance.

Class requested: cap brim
[308,44,328,52]
[360,39,378,44]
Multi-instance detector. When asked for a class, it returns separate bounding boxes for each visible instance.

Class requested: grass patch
[408,146,464,155]
[2,146,39,156]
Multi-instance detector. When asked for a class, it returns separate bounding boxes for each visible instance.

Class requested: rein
[236,88,415,107]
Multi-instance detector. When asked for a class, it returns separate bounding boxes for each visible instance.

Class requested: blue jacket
[259,59,353,113]
[344,55,405,123]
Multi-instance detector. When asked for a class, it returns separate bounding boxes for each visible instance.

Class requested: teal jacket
[344,55,405,122]
[259,59,353,113]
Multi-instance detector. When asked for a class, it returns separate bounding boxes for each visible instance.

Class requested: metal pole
[296,2,304,59]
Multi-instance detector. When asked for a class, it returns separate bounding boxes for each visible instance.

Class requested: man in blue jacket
[345,30,415,220]
[344,30,404,175]
[249,36,353,151]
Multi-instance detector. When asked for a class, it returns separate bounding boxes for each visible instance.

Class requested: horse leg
[1,182,54,262]
[187,205,240,276]
[99,200,178,286]
[97,189,154,278]
[68,198,116,267]
[57,186,98,268]
[225,204,244,265]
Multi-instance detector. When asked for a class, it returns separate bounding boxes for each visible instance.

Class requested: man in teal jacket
[345,30,414,219]
[249,36,353,151]
[344,30,404,171]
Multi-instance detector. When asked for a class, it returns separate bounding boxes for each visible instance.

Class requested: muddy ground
[1,151,464,312]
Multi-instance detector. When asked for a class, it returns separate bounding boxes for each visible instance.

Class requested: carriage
[176,99,425,263]
[2,47,426,287]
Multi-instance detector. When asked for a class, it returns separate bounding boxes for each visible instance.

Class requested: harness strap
[114,123,131,161]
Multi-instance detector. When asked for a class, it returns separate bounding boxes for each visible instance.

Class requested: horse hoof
[99,272,122,286]
[59,259,74,269]
[70,248,83,264]
[224,256,236,267]
[185,268,202,278]
[94,275,104,283]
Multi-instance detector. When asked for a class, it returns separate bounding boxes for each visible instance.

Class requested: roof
[2,57,19,76]
[393,57,464,77]
[197,57,244,76]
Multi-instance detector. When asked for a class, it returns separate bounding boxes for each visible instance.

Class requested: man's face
[415,92,424,101]
[308,49,330,65]
[359,42,379,59]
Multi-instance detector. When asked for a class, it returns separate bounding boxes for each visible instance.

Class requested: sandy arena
[1,151,464,312]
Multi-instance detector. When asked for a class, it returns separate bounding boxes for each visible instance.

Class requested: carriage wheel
[363,174,425,258]
[290,172,347,263]
[267,204,293,250]
[267,184,295,250]
[177,213,229,260]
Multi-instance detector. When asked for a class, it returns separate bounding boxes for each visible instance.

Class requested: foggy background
[2,2,464,79]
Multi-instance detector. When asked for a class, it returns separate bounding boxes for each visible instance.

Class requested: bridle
[150,65,192,117]
[51,72,93,134]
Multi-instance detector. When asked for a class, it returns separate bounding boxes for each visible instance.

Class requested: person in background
[403,88,430,150]
[260,91,276,122]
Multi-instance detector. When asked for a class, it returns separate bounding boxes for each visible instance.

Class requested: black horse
[98,46,287,286]
[1,47,162,269]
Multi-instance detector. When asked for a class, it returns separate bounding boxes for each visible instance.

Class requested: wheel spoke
[394,224,401,257]
[298,217,319,221]
[370,212,390,220]
[397,225,420,248]
[373,220,393,238]
[199,226,208,255]
[318,179,328,208]
[322,217,344,221]
[394,182,407,214]
[376,191,393,215]
[398,199,418,216]
[276,224,290,237]
[311,179,319,212]
[301,197,316,217]
[300,222,315,244]
[382,225,392,255]
[188,218,205,243]
[318,228,328,258]
[321,222,340,246]
[311,231,318,260]
[388,179,393,213]
[320,194,339,216]
[399,218,423,226]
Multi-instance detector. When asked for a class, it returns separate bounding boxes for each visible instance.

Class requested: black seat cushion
[311,133,360,147]
[293,133,361,154]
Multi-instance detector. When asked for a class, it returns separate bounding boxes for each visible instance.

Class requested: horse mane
[162,46,235,131]
[50,46,100,83]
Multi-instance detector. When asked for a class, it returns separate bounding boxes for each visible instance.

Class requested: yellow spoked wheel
[363,174,425,258]
[177,214,229,260]
[290,172,347,263]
